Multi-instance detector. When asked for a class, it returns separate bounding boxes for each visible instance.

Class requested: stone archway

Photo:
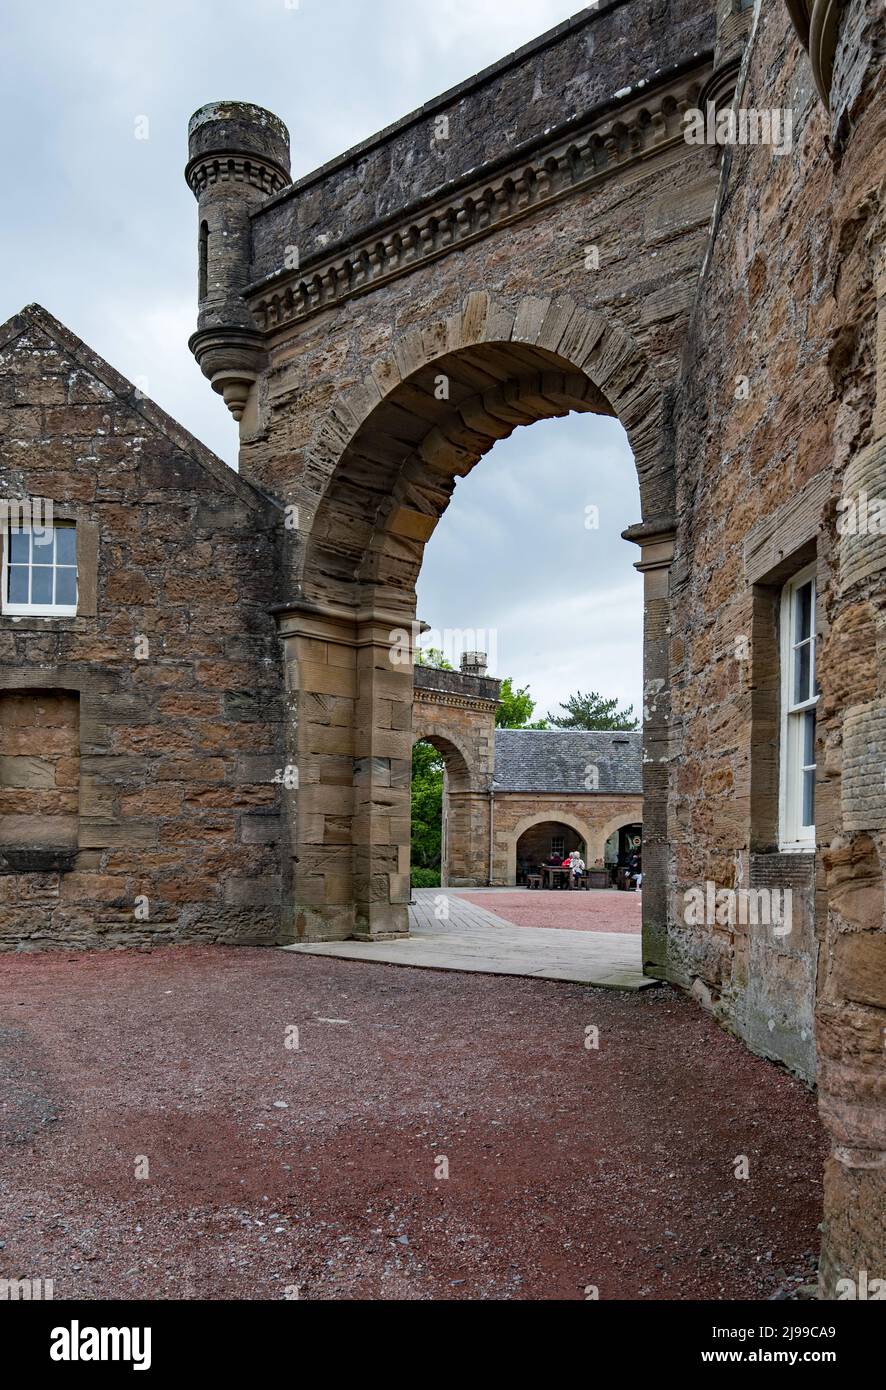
[411,660,498,888]
[274,294,672,951]
[410,732,477,889]
[594,812,645,868]
[507,810,596,888]
[187,8,715,961]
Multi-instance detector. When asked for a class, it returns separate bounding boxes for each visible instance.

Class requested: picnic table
[540,864,573,890]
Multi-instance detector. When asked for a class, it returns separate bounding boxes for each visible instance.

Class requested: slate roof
[492,729,642,794]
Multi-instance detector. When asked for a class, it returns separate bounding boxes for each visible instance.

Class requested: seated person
[567,850,585,881]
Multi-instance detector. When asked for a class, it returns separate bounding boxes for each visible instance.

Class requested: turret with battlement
[185,101,291,420]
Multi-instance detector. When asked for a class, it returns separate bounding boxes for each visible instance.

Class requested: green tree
[545,690,639,730]
[410,740,443,871]
[495,677,548,729]
[414,647,454,670]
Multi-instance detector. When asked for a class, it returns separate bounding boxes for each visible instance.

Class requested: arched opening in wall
[410,730,476,889]
[602,821,644,890]
[410,740,444,888]
[198,220,209,301]
[298,312,669,951]
[415,404,643,906]
[515,820,588,886]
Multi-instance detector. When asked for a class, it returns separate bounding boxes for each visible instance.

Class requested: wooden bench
[526,873,542,890]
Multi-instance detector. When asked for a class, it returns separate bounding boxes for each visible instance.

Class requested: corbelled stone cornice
[246,59,712,335]
[415,687,499,714]
[185,152,291,199]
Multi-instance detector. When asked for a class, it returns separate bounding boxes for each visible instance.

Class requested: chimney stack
[460,651,487,677]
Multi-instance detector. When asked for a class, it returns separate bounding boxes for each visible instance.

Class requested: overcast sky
[1,0,643,718]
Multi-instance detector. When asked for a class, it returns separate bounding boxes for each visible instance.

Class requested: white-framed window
[779,564,818,850]
[550,836,565,858]
[2,521,78,617]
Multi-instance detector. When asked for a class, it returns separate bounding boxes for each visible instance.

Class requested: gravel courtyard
[0,945,825,1300]
[455,888,642,933]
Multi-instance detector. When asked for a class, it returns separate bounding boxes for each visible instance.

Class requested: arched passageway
[277,296,673,955]
[410,733,486,889]
[515,820,588,884]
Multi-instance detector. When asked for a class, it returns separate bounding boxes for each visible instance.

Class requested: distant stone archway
[410,732,475,890]
[507,810,596,887]
[411,661,498,888]
[595,812,645,867]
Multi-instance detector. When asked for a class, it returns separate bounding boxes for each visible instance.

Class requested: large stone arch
[275,293,673,947]
[302,292,671,618]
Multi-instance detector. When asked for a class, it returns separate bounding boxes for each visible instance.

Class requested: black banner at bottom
[7,1296,881,1374]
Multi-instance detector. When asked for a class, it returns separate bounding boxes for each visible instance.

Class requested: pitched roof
[0,303,279,514]
[493,728,642,794]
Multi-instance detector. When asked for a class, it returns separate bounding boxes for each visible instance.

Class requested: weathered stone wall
[248,0,716,287]
[668,4,836,1078]
[0,690,80,855]
[671,0,885,1287]
[0,306,286,950]
[815,0,886,1298]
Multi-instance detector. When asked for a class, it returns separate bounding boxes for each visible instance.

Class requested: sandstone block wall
[0,306,285,950]
[491,792,644,885]
[0,690,80,855]
[672,0,885,1285]
[668,5,837,1081]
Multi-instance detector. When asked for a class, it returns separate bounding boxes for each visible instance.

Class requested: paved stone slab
[283,888,654,989]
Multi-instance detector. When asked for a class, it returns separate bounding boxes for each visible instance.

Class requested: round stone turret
[185,102,291,420]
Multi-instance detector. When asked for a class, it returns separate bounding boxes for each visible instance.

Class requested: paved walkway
[283,888,651,989]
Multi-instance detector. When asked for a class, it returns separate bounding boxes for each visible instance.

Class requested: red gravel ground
[0,945,824,1301]
[458,888,642,933]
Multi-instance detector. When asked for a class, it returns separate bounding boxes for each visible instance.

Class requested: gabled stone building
[492,728,643,883]
[1,0,884,1292]
[0,304,286,948]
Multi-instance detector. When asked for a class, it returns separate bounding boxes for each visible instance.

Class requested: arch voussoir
[511,295,554,345]
[393,326,432,381]
[538,295,582,352]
